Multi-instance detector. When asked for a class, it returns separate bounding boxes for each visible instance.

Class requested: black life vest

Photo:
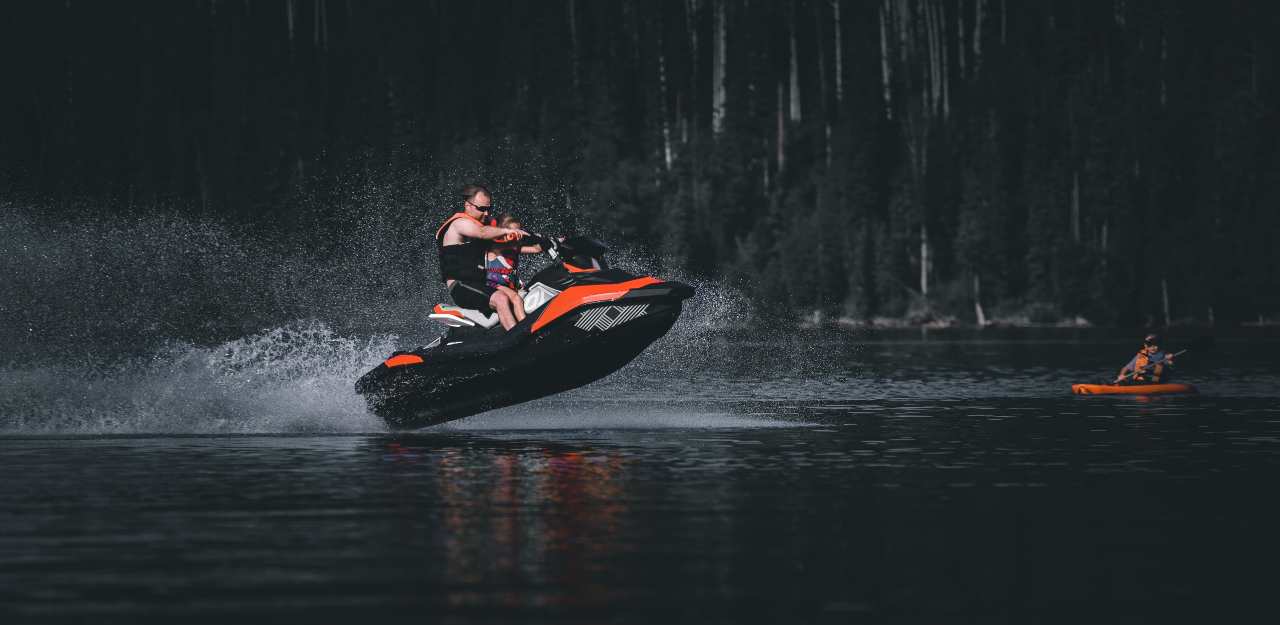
[435,212,492,282]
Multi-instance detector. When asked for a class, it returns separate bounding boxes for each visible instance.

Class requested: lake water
[3,328,1279,623]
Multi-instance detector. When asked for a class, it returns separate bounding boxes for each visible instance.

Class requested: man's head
[1143,333,1161,351]
[460,184,491,219]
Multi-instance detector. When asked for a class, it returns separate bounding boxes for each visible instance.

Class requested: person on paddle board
[1115,334,1175,384]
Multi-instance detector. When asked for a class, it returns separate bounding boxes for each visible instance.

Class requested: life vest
[435,212,493,283]
[485,246,521,289]
[1130,348,1171,382]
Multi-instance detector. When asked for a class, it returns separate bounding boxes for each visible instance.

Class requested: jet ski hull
[356,294,687,429]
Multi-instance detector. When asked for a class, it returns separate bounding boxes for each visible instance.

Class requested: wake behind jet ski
[355,236,694,429]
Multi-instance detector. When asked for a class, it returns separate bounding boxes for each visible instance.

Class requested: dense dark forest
[3,0,1278,327]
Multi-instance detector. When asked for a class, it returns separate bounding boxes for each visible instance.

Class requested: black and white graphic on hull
[575,304,649,332]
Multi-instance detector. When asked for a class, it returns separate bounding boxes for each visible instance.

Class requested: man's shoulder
[437,213,472,244]
[441,213,476,233]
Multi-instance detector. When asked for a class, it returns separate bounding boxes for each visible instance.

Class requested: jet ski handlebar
[518,234,608,263]
[551,236,612,269]
[519,233,560,259]
[506,233,612,270]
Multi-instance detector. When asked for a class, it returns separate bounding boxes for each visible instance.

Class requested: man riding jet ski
[355,214,694,429]
[437,184,539,330]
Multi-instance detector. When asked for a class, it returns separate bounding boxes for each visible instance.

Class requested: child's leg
[496,285,526,322]
[488,290,517,330]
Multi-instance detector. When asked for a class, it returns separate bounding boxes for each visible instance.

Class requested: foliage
[2,0,1278,325]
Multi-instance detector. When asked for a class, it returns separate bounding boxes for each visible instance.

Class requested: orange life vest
[1129,348,1170,382]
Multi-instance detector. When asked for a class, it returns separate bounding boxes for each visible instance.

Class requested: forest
[2,0,1278,327]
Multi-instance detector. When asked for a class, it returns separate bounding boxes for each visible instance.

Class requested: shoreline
[794,314,1280,330]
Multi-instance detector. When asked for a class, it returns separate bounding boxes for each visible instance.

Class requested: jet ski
[355,236,694,429]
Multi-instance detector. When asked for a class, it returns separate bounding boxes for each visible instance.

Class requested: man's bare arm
[451,219,528,241]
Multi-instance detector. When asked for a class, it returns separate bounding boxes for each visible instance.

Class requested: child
[485,213,529,323]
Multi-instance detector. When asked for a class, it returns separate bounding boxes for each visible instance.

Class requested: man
[1115,334,1175,384]
[436,184,529,330]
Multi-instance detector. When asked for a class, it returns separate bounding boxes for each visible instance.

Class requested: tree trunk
[1161,278,1171,327]
[686,0,699,137]
[926,0,940,117]
[659,49,673,170]
[815,1,828,122]
[321,0,329,50]
[896,0,908,64]
[196,144,210,212]
[1071,170,1080,243]
[825,123,833,167]
[974,274,987,326]
[1159,29,1167,108]
[926,1,936,114]
[286,0,296,49]
[678,93,689,144]
[763,135,771,192]
[920,223,930,297]
[879,1,893,119]
[1000,0,1006,46]
[957,1,966,79]
[712,0,727,133]
[1101,219,1109,271]
[627,0,641,65]
[776,82,786,172]
[568,0,580,89]
[1252,32,1259,95]
[815,3,828,162]
[833,0,844,106]
[973,0,984,71]
[788,5,801,122]
[940,1,950,119]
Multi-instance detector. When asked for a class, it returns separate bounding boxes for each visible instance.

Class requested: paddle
[1113,349,1186,384]
[1109,336,1214,384]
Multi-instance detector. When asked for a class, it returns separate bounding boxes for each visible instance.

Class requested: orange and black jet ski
[355,236,694,429]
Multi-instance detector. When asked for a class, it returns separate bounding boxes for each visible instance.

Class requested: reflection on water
[394,438,632,611]
[3,400,1278,623]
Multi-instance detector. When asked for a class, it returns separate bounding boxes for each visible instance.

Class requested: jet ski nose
[632,280,694,302]
[664,281,695,301]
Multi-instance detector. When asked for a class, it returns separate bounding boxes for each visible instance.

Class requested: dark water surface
[3,329,1280,623]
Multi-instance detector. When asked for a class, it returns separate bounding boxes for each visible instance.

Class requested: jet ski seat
[429,284,562,329]
[429,304,500,329]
